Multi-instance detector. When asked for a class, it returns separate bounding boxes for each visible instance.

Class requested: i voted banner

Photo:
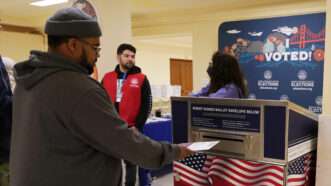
[219,13,325,113]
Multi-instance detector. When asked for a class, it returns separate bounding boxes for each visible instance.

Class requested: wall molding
[0,23,43,35]
[132,0,325,36]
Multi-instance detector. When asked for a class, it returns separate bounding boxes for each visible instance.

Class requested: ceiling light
[30,0,69,7]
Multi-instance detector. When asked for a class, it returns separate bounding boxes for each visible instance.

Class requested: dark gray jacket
[10,51,180,186]
[0,56,12,163]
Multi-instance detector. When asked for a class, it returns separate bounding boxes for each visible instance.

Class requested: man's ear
[66,38,79,55]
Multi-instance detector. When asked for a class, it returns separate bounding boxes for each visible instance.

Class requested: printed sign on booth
[219,13,325,113]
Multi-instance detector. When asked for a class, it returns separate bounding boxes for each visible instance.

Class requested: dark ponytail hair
[207,51,248,97]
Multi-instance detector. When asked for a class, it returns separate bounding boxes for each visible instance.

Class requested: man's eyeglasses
[78,39,101,53]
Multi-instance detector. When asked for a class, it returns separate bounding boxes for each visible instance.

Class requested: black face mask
[124,63,134,70]
[207,65,213,77]
[80,50,94,75]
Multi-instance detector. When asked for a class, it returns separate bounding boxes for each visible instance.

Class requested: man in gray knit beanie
[10,7,192,186]
[44,7,102,74]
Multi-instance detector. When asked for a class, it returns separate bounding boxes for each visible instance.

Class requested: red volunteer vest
[103,71,145,127]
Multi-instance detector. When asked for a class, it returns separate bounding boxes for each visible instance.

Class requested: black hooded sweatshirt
[10,51,180,186]
[0,56,12,163]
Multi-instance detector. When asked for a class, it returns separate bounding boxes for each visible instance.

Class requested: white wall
[0,10,46,61]
[132,40,192,85]
[93,0,132,79]
[322,0,331,114]
[316,1,331,185]
[0,15,44,29]
[0,31,45,62]
[133,0,325,91]
[1,0,132,80]
[192,21,219,91]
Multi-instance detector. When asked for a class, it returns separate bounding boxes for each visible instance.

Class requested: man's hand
[176,143,195,160]
[129,126,140,134]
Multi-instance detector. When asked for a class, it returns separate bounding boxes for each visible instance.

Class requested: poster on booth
[219,13,325,113]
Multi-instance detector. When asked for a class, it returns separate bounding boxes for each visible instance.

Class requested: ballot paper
[187,141,220,152]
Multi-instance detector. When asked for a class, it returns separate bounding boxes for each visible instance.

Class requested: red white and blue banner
[219,13,325,113]
[173,152,315,186]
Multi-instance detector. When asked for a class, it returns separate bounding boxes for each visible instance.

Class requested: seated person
[191,51,248,99]
[174,51,249,185]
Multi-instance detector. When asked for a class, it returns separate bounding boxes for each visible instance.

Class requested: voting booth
[172,97,318,186]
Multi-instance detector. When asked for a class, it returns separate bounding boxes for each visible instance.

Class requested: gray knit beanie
[45,7,102,37]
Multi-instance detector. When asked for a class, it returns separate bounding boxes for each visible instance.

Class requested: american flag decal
[207,157,284,186]
[174,152,315,186]
[173,154,211,186]
[287,153,313,186]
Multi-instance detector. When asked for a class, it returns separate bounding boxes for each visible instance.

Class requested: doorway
[170,58,193,96]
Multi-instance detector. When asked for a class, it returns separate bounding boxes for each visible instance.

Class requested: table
[143,117,172,143]
[139,118,173,186]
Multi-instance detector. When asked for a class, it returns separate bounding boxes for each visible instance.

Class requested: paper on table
[187,141,220,152]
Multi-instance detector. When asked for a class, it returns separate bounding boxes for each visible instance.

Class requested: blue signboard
[219,13,325,113]
[191,104,261,132]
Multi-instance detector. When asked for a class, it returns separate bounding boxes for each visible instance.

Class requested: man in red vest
[102,43,152,186]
